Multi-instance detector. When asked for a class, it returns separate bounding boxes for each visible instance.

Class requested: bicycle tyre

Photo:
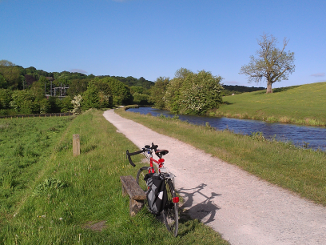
[162,179,179,237]
[136,166,151,191]
[136,166,151,211]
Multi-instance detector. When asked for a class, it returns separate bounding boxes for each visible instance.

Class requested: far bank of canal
[127,107,326,152]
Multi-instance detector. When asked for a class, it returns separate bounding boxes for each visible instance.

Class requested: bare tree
[240,34,295,93]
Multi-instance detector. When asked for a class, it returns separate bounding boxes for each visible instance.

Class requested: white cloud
[311,73,325,77]
[70,69,88,74]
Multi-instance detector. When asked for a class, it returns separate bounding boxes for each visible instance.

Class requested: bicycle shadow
[176,183,221,234]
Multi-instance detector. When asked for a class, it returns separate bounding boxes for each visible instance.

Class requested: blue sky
[1,0,325,88]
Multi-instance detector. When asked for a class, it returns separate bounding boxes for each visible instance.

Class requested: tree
[149,77,170,109]
[104,77,132,105]
[0,60,22,90]
[0,74,7,89]
[178,70,223,114]
[0,60,15,66]
[82,82,100,110]
[0,89,12,109]
[160,68,223,115]
[239,34,295,93]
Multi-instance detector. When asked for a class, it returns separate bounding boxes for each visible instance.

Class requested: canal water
[127,107,326,151]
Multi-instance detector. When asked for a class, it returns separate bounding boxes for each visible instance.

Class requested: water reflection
[127,107,326,151]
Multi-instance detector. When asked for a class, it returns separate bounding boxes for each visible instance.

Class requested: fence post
[73,134,80,156]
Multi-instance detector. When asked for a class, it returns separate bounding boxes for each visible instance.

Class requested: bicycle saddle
[155,149,169,157]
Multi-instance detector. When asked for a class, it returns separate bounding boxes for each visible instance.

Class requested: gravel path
[103,109,326,245]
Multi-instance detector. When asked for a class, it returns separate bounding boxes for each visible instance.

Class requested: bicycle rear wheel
[163,179,179,237]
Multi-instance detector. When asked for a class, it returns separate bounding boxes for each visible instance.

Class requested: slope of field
[217,82,326,126]
[0,110,227,244]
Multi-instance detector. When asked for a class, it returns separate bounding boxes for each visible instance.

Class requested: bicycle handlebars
[126,143,158,167]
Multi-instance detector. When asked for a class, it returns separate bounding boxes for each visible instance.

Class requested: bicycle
[126,143,179,237]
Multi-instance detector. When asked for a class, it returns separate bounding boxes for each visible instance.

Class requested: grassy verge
[215,82,326,126]
[0,115,73,223]
[0,109,228,244]
[116,108,326,206]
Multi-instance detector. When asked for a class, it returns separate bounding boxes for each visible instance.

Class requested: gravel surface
[103,109,326,245]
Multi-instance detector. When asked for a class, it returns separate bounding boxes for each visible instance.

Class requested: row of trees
[149,68,224,115]
[0,60,154,115]
[0,76,134,115]
[0,73,149,116]
[1,33,295,115]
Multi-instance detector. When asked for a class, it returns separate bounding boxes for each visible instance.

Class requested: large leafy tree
[104,77,132,105]
[0,60,22,90]
[149,77,170,109]
[179,70,223,114]
[154,68,223,115]
[239,34,295,93]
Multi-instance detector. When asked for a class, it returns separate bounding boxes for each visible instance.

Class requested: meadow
[116,108,326,206]
[215,82,326,126]
[0,110,228,244]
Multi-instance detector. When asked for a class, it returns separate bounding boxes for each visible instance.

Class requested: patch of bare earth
[83,221,107,232]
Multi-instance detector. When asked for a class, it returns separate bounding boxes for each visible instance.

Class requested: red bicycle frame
[147,156,165,173]
[146,153,179,204]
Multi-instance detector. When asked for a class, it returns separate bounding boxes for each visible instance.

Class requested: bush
[163,69,223,115]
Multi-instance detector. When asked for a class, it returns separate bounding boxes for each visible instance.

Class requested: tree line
[0,60,154,115]
[0,61,269,116]
[2,32,293,116]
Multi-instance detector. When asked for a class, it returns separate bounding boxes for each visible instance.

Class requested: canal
[127,107,326,151]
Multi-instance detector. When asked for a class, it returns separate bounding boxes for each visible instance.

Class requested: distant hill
[0,61,154,90]
[221,85,266,95]
[98,75,154,89]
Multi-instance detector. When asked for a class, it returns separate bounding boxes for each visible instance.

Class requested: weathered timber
[73,134,80,156]
[120,175,146,216]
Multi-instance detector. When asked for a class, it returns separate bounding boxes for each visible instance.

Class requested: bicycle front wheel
[136,166,151,192]
[136,166,151,212]
[163,179,179,237]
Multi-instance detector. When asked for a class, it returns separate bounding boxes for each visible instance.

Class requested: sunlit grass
[0,109,228,244]
[117,108,326,206]
[217,82,326,126]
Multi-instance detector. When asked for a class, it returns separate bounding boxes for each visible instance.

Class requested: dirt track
[103,109,326,245]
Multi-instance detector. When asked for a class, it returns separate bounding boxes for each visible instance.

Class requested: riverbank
[107,109,326,245]
[127,106,326,151]
[216,82,326,127]
[116,108,326,206]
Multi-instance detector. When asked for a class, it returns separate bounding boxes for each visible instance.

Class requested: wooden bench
[120,175,146,216]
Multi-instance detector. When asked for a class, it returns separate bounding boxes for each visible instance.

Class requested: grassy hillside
[0,110,228,244]
[216,82,326,126]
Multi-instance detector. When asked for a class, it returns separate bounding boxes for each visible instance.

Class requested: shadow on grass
[273,85,300,93]
[222,101,233,105]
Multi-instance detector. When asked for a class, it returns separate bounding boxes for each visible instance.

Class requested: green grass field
[0,110,228,245]
[116,108,326,206]
[216,82,326,126]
